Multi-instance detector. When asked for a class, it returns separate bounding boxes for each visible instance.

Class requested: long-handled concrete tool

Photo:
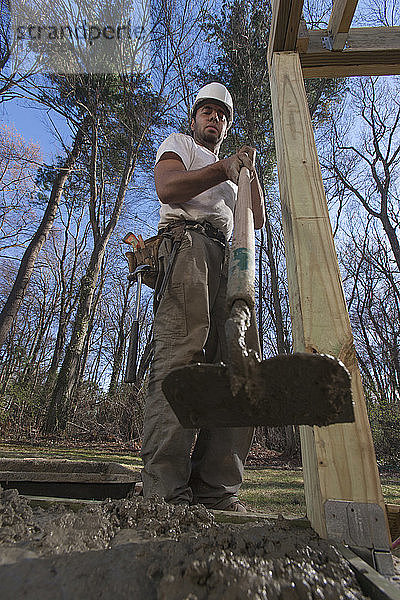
[162,166,354,428]
[125,264,150,384]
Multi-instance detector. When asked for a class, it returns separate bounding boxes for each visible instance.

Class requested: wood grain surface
[269,51,387,538]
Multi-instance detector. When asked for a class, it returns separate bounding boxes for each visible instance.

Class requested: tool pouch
[126,234,163,289]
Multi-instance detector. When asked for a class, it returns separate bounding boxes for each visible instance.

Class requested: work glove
[222,146,256,185]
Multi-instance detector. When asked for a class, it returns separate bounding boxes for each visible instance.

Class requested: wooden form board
[268,0,359,56]
[269,51,387,538]
[300,27,400,78]
[296,19,309,53]
[267,0,400,77]
[386,504,400,542]
[327,0,359,49]
[301,52,400,78]
[307,27,400,52]
[267,0,304,64]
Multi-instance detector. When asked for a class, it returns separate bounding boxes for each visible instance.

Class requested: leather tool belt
[158,219,226,247]
[125,234,162,289]
[126,220,226,289]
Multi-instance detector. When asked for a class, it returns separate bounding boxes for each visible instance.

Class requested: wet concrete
[0,486,214,560]
[0,485,370,599]
[0,458,140,500]
[0,458,134,474]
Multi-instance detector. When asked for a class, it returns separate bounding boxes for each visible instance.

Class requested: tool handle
[125,320,139,383]
[226,167,256,309]
[156,239,180,303]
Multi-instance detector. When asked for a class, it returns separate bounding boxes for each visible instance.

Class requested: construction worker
[141,82,265,511]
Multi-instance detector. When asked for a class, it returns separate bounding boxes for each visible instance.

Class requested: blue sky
[2,96,71,162]
[2,91,160,231]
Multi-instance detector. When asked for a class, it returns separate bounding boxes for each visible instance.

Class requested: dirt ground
[0,484,377,600]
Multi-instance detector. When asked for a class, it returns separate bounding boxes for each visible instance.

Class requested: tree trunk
[108,286,130,397]
[43,241,108,431]
[264,210,289,355]
[45,299,67,392]
[21,301,54,382]
[264,206,298,456]
[91,327,105,383]
[381,213,400,274]
[0,119,88,348]
[78,266,105,385]
[257,228,264,358]
[43,139,137,433]
[45,208,85,393]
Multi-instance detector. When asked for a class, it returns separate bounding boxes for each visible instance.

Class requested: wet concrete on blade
[0,485,369,599]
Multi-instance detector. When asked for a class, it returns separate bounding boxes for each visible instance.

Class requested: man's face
[191,102,228,151]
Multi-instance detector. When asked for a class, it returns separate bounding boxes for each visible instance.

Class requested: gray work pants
[140,228,254,508]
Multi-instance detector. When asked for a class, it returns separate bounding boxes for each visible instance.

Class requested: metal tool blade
[162,353,354,428]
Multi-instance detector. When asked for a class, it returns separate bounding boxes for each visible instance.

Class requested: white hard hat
[191,82,233,129]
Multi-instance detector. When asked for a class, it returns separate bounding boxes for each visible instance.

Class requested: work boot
[133,481,143,496]
[169,499,190,507]
[222,501,247,513]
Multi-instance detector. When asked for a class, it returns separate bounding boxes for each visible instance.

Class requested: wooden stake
[328,0,359,50]
[269,51,388,538]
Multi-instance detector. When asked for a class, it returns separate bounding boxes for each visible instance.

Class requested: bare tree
[42,0,215,432]
[363,0,400,26]
[0,124,43,255]
[0,116,89,347]
[339,214,400,406]
[44,196,90,391]
[321,77,400,272]
[43,83,141,431]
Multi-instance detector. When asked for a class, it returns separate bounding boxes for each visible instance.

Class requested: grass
[0,443,399,517]
[241,468,306,516]
[0,443,142,470]
[241,468,400,516]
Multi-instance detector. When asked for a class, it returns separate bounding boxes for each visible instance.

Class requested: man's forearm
[156,160,228,204]
[156,151,265,230]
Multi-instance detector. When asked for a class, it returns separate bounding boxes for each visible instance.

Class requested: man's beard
[200,126,221,145]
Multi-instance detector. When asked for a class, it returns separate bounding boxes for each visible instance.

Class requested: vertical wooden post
[269,51,387,538]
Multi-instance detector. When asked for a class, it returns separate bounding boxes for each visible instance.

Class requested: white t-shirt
[155,133,237,239]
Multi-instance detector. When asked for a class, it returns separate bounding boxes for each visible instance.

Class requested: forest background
[0,0,399,470]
